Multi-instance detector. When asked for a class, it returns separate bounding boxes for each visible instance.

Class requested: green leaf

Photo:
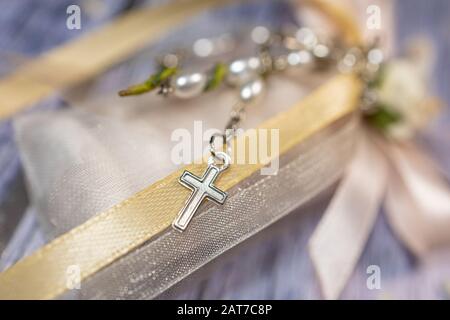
[365,104,402,131]
[118,67,177,96]
[204,62,227,92]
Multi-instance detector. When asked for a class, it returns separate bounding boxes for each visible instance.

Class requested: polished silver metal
[226,57,261,86]
[171,72,207,98]
[172,164,228,232]
[207,151,231,172]
[209,133,233,159]
[239,78,264,103]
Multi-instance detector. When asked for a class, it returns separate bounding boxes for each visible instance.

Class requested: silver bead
[171,72,207,98]
[251,26,270,45]
[193,38,214,57]
[338,47,364,74]
[287,50,312,67]
[366,48,384,74]
[368,48,384,65]
[239,78,265,103]
[313,44,330,59]
[274,55,288,71]
[226,57,262,86]
[295,28,318,49]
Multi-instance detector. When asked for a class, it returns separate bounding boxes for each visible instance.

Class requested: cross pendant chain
[172,164,228,232]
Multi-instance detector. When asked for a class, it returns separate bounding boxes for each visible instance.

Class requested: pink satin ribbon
[309,129,450,299]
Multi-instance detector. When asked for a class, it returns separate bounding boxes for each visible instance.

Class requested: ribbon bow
[309,128,450,299]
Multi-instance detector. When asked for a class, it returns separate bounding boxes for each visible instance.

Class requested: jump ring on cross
[207,151,231,172]
[209,132,231,157]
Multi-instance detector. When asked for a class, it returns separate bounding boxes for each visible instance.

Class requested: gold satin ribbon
[0,74,362,299]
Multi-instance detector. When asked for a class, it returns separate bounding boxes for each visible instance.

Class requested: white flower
[376,59,437,139]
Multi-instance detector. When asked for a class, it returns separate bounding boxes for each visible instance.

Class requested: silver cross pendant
[172,152,230,232]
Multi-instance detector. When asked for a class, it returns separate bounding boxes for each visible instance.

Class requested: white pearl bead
[226,57,261,86]
[171,72,207,98]
[239,78,265,103]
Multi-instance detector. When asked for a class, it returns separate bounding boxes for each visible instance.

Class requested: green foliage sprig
[204,62,227,92]
[118,67,177,96]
